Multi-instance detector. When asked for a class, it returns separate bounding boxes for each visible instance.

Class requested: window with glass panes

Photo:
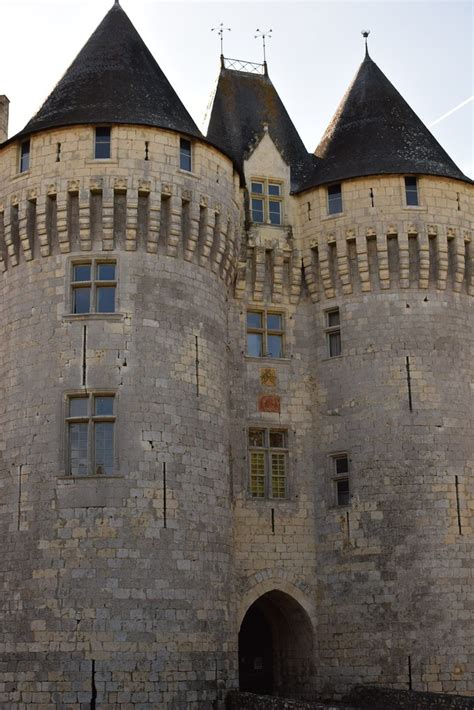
[71,260,116,314]
[332,453,350,505]
[94,127,111,159]
[249,428,288,498]
[250,179,283,225]
[67,394,115,476]
[246,310,284,358]
[19,140,30,173]
[179,138,192,171]
[325,308,341,357]
[327,183,343,215]
[404,176,419,206]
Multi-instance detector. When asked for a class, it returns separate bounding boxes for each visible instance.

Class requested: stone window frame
[246,308,285,359]
[179,137,192,172]
[325,307,342,358]
[330,452,351,506]
[327,182,343,215]
[68,257,118,316]
[250,177,284,226]
[19,139,30,173]
[94,126,112,160]
[248,427,289,500]
[404,175,419,207]
[65,391,117,477]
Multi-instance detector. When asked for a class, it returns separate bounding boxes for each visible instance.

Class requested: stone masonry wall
[231,170,473,698]
[0,127,241,708]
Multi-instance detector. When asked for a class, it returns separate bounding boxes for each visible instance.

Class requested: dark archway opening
[238,590,315,700]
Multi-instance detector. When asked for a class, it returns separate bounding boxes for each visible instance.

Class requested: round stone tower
[0,4,239,707]
[297,52,474,698]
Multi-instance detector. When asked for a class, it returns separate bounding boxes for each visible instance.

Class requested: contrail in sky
[428,96,474,128]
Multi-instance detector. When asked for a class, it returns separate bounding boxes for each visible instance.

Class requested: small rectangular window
[249,428,288,499]
[95,127,111,159]
[71,259,116,314]
[327,183,342,215]
[180,138,192,171]
[331,453,350,505]
[250,178,283,225]
[67,393,116,476]
[325,308,341,357]
[19,140,30,173]
[405,176,419,206]
[246,309,284,358]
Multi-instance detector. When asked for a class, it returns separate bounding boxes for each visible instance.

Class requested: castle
[0,2,472,708]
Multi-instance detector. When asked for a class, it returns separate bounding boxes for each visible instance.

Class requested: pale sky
[1,0,472,178]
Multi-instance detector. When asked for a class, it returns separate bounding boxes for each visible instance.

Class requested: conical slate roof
[302,52,470,189]
[16,1,201,141]
[206,66,313,189]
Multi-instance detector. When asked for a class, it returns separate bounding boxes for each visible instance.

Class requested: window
[180,138,192,171]
[250,179,283,225]
[325,308,341,357]
[94,127,111,159]
[19,140,30,173]
[331,453,350,505]
[71,260,116,314]
[247,310,284,358]
[249,428,288,499]
[327,183,342,215]
[67,394,115,476]
[405,176,419,206]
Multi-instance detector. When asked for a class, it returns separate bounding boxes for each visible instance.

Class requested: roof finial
[255,28,272,72]
[211,23,231,64]
[114,0,120,5]
[361,30,370,58]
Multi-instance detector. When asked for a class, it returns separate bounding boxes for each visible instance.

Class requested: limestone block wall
[231,173,473,698]
[0,126,241,708]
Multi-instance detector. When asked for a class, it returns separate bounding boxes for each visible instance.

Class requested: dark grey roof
[300,53,470,190]
[13,1,201,142]
[206,66,313,189]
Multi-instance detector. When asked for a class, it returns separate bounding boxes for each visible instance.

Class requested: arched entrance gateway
[238,590,315,699]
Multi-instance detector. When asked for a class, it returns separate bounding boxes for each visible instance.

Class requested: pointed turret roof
[206,65,312,189]
[301,53,469,189]
[15,1,201,141]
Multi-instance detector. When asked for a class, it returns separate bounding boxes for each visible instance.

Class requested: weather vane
[361,29,370,55]
[255,28,272,63]
[211,23,231,56]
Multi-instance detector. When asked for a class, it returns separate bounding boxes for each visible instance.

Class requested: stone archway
[238,589,315,700]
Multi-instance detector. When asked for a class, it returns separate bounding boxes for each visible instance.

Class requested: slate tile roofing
[15,1,201,142]
[206,66,314,191]
[303,51,470,189]
[8,1,470,189]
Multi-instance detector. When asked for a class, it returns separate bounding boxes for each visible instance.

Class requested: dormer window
[95,127,111,159]
[405,176,419,206]
[327,183,342,215]
[19,140,30,173]
[180,138,192,171]
[250,179,282,225]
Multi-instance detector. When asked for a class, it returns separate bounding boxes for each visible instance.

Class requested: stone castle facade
[0,2,472,708]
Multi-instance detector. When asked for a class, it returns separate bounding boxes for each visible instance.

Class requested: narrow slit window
[95,127,111,159]
[332,453,350,506]
[325,308,341,357]
[405,176,419,206]
[19,140,30,173]
[180,138,192,171]
[327,183,342,215]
